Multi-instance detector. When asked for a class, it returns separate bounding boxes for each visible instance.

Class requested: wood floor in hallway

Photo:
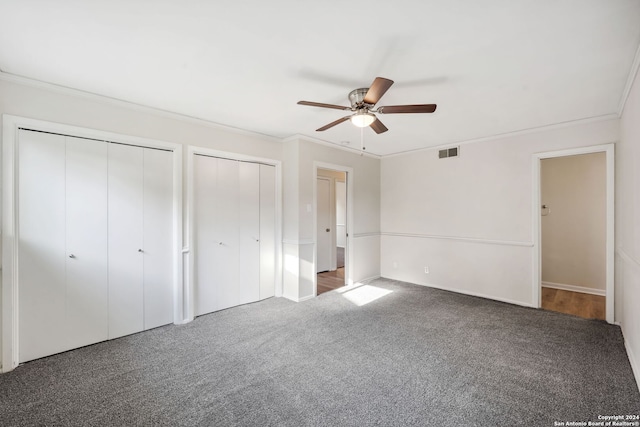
[317,268,345,295]
[541,287,605,320]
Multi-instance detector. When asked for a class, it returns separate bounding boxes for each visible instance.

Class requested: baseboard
[282,293,316,303]
[542,281,606,296]
[282,293,298,302]
[410,280,537,309]
[622,323,640,393]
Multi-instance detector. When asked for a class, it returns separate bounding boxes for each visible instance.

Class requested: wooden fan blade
[298,101,351,111]
[370,118,388,134]
[378,104,437,114]
[363,77,394,105]
[316,116,351,132]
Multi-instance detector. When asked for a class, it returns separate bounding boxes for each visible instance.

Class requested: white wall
[381,118,619,307]
[617,64,640,385]
[541,153,606,292]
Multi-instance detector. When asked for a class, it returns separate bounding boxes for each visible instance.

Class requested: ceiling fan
[297,77,437,134]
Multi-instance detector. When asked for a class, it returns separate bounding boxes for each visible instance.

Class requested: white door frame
[185,146,283,322]
[313,162,354,296]
[2,114,183,373]
[532,143,615,323]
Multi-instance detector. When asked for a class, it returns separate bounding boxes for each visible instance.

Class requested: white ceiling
[1,0,639,156]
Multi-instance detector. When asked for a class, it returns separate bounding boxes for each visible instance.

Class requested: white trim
[383,114,619,159]
[2,116,18,373]
[353,232,381,238]
[618,40,640,116]
[313,162,355,298]
[413,280,537,309]
[381,232,532,247]
[1,71,626,160]
[532,143,615,324]
[282,239,314,245]
[185,145,283,321]
[189,147,281,166]
[541,281,606,297]
[283,134,381,159]
[623,325,640,393]
[0,71,625,160]
[283,294,315,303]
[1,114,184,373]
[0,71,282,144]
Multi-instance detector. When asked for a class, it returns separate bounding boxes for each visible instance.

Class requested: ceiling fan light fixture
[351,111,375,128]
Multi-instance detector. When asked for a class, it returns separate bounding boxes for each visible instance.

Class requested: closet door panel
[108,143,144,339]
[18,131,67,362]
[143,148,174,329]
[259,164,276,300]
[194,155,219,316]
[65,136,109,349]
[216,158,240,310]
[238,162,260,305]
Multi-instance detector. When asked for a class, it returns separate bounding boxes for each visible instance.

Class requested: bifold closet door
[259,164,276,299]
[108,144,174,337]
[194,156,268,316]
[108,143,144,339]
[18,131,67,362]
[64,137,109,350]
[194,155,220,316]
[238,162,260,305]
[216,158,241,310]
[194,156,242,315]
[143,148,174,329]
[18,130,174,363]
[19,132,109,363]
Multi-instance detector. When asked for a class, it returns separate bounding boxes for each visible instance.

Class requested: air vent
[438,147,459,159]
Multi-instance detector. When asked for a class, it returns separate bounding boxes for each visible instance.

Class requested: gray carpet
[0,278,638,426]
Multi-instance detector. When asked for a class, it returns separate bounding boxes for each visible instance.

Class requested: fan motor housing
[349,88,371,109]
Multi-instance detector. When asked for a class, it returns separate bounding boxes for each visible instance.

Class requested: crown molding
[0,69,626,160]
[282,133,381,159]
[382,113,619,159]
[618,40,640,117]
[0,70,282,144]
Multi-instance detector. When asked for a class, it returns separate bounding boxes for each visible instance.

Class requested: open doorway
[540,152,606,320]
[533,144,614,323]
[316,168,347,295]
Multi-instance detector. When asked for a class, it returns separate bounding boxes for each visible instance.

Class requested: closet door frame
[2,115,183,373]
[186,146,282,322]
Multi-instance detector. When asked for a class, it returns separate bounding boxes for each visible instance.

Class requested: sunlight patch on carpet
[337,283,393,306]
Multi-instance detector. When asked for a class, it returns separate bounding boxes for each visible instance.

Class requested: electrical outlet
[424,266,429,274]
[393,261,398,269]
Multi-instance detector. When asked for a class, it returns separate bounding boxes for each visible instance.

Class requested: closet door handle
[218,241,224,246]
[69,254,76,259]
[138,249,143,253]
